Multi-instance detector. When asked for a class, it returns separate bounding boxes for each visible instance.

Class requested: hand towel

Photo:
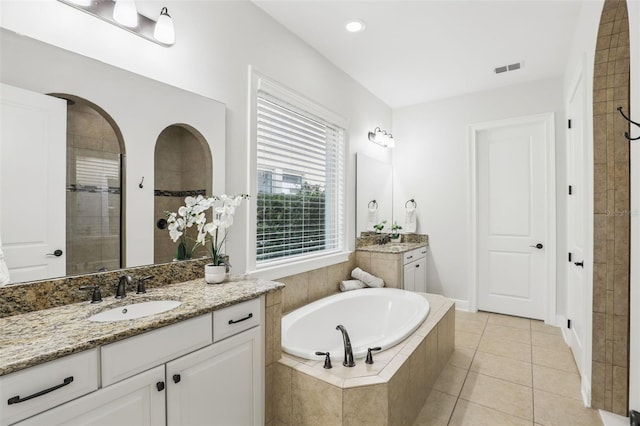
[0,233,10,286]
[404,204,417,233]
[367,206,378,231]
[339,279,366,292]
[351,267,384,288]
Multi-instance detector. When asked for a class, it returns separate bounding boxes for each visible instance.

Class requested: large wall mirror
[0,29,226,285]
[355,153,393,237]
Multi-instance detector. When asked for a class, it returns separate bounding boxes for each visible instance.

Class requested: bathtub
[281,288,430,360]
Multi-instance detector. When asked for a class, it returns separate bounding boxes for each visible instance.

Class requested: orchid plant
[165,194,249,266]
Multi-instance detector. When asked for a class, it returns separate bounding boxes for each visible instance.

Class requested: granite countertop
[356,242,427,254]
[0,276,284,376]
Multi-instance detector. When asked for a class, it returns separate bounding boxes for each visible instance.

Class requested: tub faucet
[336,325,355,367]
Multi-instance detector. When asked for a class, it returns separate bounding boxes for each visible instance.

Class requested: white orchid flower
[169,228,183,242]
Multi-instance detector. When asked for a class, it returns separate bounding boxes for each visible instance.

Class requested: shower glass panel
[66,100,122,274]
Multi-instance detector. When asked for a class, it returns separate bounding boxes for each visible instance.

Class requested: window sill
[248,251,351,281]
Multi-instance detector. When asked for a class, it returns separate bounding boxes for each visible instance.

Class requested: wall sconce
[58,0,176,47]
[368,127,396,148]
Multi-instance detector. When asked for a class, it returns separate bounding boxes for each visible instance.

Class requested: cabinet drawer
[213,298,261,342]
[0,349,99,426]
[101,314,212,386]
[403,247,426,264]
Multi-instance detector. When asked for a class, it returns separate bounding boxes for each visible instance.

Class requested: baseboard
[556,314,570,344]
[452,299,470,311]
[581,374,591,408]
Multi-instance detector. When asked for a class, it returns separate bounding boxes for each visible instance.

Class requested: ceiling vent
[494,61,523,74]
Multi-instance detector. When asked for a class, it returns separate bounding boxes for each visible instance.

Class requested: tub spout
[336,325,355,367]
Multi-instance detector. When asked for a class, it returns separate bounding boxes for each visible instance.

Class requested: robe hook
[616,107,640,141]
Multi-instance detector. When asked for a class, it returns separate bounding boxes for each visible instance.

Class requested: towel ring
[368,200,378,210]
[405,199,417,209]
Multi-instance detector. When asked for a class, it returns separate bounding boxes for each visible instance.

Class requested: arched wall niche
[153,124,213,263]
[50,93,126,275]
[590,0,631,415]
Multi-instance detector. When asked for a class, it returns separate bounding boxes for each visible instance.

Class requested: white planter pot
[205,264,226,284]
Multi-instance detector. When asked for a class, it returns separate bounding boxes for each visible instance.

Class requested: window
[255,87,345,266]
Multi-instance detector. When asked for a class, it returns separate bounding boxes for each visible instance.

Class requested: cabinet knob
[173,374,181,384]
[415,264,420,268]
[156,381,165,392]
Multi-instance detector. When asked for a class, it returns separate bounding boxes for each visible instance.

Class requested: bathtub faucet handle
[315,351,332,369]
[365,347,382,364]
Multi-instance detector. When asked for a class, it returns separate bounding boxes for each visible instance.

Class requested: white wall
[0,0,392,275]
[392,77,565,306]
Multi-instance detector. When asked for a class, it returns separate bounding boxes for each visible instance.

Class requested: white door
[15,366,166,426]
[166,327,262,426]
[0,83,66,283]
[476,116,553,320]
[566,71,587,375]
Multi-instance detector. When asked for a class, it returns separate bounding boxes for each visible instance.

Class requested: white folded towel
[351,267,384,288]
[340,279,366,292]
[0,233,10,286]
[404,204,417,233]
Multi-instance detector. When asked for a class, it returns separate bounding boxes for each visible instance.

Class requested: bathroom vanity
[355,240,428,291]
[0,277,283,426]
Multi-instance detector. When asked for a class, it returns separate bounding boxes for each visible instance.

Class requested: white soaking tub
[281,288,430,360]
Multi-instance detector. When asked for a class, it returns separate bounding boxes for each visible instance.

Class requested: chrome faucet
[336,325,355,367]
[115,275,132,299]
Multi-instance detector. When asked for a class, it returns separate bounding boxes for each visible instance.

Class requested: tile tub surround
[274,293,455,426]
[0,276,284,376]
[0,258,216,318]
[592,0,630,415]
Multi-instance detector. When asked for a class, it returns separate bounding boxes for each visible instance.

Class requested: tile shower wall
[153,126,212,263]
[592,0,630,415]
[66,101,121,275]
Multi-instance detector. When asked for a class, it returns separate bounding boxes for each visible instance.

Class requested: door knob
[574,261,584,268]
[46,249,63,257]
[529,243,544,249]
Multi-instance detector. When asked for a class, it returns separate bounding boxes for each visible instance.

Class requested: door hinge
[567,319,572,329]
[568,119,572,129]
[568,252,573,262]
[568,185,573,195]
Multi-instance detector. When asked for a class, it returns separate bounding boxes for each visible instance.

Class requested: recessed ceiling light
[345,20,366,33]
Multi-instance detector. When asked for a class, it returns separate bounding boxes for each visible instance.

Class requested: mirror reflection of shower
[153,124,212,264]
[60,95,124,275]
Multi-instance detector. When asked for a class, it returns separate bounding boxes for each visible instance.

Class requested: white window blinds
[256,93,345,265]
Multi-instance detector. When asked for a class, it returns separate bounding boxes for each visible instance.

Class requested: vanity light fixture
[368,127,395,148]
[345,19,366,33]
[57,0,176,47]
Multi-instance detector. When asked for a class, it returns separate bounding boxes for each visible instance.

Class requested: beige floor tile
[449,347,476,370]
[412,390,457,426]
[532,364,582,401]
[455,317,486,335]
[459,372,533,420]
[455,330,482,350]
[433,364,468,397]
[534,389,602,426]
[471,351,532,387]
[456,310,489,324]
[484,324,532,345]
[532,345,578,374]
[477,335,532,363]
[449,399,533,426]
[488,313,532,330]
[530,321,562,336]
[531,331,567,350]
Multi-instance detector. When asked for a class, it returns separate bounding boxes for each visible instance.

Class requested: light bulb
[154,7,175,45]
[113,0,138,28]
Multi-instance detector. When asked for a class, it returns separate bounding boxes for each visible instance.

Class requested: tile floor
[413,310,603,426]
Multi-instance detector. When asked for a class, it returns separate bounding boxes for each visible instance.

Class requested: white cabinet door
[15,366,165,426]
[166,326,262,426]
[412,258,427,293]
[403,262,416,291]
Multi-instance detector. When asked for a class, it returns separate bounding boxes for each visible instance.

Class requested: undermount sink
[89,300,182,322]
[388,245,406,252]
